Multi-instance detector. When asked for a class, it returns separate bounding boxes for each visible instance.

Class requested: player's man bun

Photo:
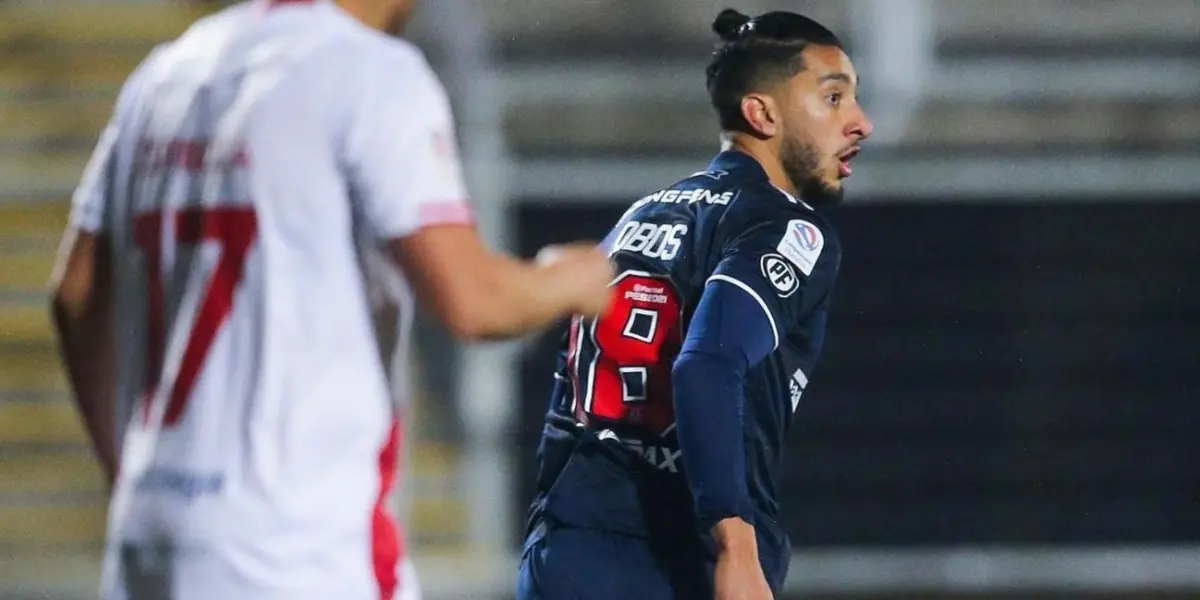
[705,9,844,134]
[712,8,752,42]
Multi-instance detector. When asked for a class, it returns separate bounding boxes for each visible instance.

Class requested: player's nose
[845,106,873,142]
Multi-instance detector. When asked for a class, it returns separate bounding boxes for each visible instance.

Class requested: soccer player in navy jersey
[517,8,874,600]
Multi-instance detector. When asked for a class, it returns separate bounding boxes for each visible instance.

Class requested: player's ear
[740,93,781,138]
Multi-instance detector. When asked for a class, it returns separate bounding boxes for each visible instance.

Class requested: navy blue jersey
[525,150,842,592]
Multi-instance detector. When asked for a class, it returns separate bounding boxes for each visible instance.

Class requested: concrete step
[0,345,64,394]
[0,94,114,149]
[0,305,53,346]
[0,502,106,547]
[0,4,203,47]
[476,0,846,62]
[0,151,90,199]
[0,237,57,283]
[0,449,103,495]
[936,0,1200,48]
[478,0,1195,62]
[0,548,515,600]
[0,552,102,599]
[505,96,1200,155]
[409,495,468,535]
[0,203,69,234]
[0,54,133,92]
[0,401,85,445]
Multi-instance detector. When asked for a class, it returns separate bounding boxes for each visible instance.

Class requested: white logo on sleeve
[760,254,799,297]
[776,219,824,276]
[788,368,809,411]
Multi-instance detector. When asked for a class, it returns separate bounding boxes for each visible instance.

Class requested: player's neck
[722,136,800,199]
[335,0,392,33]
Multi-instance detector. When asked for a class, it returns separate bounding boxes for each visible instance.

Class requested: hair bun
[712,8,751,42]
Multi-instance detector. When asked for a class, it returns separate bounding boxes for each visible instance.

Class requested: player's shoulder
[336,18,441,88]
[106,36,181,121]
[701,165,839,280]
[723,179,838,243]
[729,194,839,274]
[155,1,251,59]
[258,2,443,99]
[132,2,264,85]
[756,198,839,248]
[331,35,448,127]
[632,157,773,215]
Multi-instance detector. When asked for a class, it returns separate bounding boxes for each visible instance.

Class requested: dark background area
[514,198,1200,550]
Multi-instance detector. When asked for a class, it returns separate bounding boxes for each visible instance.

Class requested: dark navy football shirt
[524,149,843,593]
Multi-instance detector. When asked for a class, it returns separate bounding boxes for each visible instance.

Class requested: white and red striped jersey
[69,1,471,598]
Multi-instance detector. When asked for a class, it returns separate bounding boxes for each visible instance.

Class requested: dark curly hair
[705,9,843,134]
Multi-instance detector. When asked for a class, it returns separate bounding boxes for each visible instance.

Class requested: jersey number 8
[567,270,683,434]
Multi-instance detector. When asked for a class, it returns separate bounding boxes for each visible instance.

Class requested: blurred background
[0,0,1198,599]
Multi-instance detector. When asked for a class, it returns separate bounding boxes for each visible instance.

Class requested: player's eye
[827,92,843,106]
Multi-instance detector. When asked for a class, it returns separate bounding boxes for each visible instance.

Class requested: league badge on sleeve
[760,254,799,298]
[776,219,824,276]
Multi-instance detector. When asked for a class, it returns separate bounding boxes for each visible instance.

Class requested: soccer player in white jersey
[46,0,614,598]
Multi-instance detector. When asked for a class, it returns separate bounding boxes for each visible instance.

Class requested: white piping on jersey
[583,317,601,413]
[610,269,653,285]
[771,183,814,210]
[706,274,780,350]
[569,319,585,414]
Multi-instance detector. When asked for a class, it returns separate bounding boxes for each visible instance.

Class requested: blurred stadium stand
[0,3,472,597]
[0,1,1198,599]
[0,5,197,596]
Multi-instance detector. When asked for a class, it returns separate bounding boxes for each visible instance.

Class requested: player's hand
[535,242,615,317]
[711,518,773,600]
[714,548,774,600]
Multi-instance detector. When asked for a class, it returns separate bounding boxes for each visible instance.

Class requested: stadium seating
[0,6,196,591]
[467,0,1200,157]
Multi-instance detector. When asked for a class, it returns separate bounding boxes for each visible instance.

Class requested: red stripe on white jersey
[373,419,403,599]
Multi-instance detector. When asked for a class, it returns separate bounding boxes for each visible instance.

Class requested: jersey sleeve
[70,44,169,234]
[708,213,841,349]
[69,52,152,234]
[344,55,474,241]
[69,122,120,234]
[672,272,778,532]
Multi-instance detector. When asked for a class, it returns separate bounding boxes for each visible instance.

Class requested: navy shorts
[516,520,711,600]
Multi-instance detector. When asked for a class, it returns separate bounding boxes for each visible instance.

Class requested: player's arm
[392,230,610,341]
[50,231,117,486]
[673,214,840,561]
[348,59,611,341]
[49,119,122,487]
[672,277,775,549]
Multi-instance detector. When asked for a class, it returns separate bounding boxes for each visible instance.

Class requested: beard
[780,130,844,207]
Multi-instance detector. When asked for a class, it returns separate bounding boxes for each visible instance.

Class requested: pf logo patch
[760,253,799,297]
